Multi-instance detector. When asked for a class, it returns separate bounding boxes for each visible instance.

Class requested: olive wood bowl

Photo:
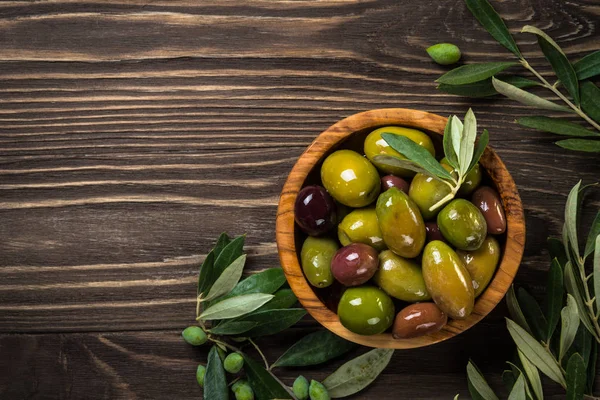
[276,108,525,349]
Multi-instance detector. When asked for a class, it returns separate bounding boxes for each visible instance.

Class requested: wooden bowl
[276,108,525,349]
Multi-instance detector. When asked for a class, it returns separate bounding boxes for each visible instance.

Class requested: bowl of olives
[276,108,525,349]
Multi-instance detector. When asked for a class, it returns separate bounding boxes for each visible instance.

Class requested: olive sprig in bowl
[276,108,525,349]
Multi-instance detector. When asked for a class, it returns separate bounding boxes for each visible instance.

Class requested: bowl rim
[276,108,526,349]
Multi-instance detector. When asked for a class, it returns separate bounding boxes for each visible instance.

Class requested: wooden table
[1,1,598,398]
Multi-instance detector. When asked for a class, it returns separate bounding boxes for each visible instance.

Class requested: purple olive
[295,185,337,236]
[425,222,445,242]
[472,186,506,234]
[381,175,410,193]
[331,243,379,287]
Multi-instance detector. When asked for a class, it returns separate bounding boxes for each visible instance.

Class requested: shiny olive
[295,185,337,236]
[437,199,487,251]
[381,175,409,193]
[321,150,380,208]
[309,380,330,400]
[338,207,386,251]
[364,126,435,177]
[440,158,482,197]
[426,43,461,65]
[376,187,426,258]
[472,186,506,234]
[422,241,474,319]
[337,286,395,335]
[331,243,379,287]
[300,236,338,288]
[373,250,431,302]
[392,302,447,339]
[408,164,455,220]
[425,222,445,242]
[457,236,501,297]
[293,376,309,400]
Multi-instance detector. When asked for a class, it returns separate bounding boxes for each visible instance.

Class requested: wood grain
[0,0,599,397]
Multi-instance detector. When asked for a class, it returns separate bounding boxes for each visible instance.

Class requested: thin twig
[249,338,269,369]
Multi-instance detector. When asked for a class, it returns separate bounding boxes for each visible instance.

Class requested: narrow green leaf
[204,346,228,400]
[564,261,596,338]
[560,294,581,362]
[221,268,286,301]
[381,134,455,180]
[213,232,231,258]
[242,354,293,400]
[587,339,597,394]
[273,330,356,368]
[556,139,600,153]
[443,117,459,169]
[209,320,258,335]
[518,350,543,400]
[438,76,539,97]
[595,235,600,316]
[565,181,582,260]
[585,213,600,258]
[454,395,460,400]
[503,370,517,393]
[506,318,567,388]
[252,288,297,313]
[574,50,600,80]
[518,116,600,137]
[436,62,517,85]
[199,293,274,321]
[450,115,463,158]
[459,109,477,176]
[242,308,306,337]
[522,25,579,104]
[566,353,586,400]
[468,129,489,173]
[517,288,548,342]
[198,251,216,296]
[323,349,394,398]
[213,235,245,278]
[548,237,568,266]
[563,223,573,265]
[467,361,500,400]
[464,0,521,57]
[507,286,533,335]
[492,77,572,112]
[507,373,527,400]
[581,81,600,123]
[201,254,247,302]
[372,155,441,178]
[505,363,534,400]
[546,258,564,340]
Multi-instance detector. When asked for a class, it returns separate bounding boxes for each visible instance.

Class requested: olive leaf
[466,361,500,400]
[323,348,394,398]
[380,133,454,181]
[507,373,527,400]
[556,139,600,153]
[546,258,564,341]
[459,109,477,176]
[221,268,287,301]
[272,330,356,368]
[560,294,580,362]
[464,0,521,57]
[563,262,596,339]
[438,76,539,97]
[505,363,534,400]
[212,235,245,280]
[587,340,597,394]
[253,288,297,312]
[242,354,293,400]
[198,251,216,297]
[503,369,517,393]
[241,308,307,337]
[566,353,586,400]
[201,254,247,302]
[517,116,600,137]
[565,181,582,260]
[563,223,573,265]
[574,50,600,80]
[580,81,600,123]
[548,237,568,266]
[204,346,228,400]
[372,155,441,178]
[443,117,459,169]
[492,77,572,113]
[198,293,274,321]
[209,320,258,335]
[469,129,488,173]
[450,115,463,158]
[436,62,517,85]
[585,213,600,258]
[522,25,579,105]
[595,235,600,316]
[507,286,533,335]
[517,288,548,342]
[517,350,543,400]
[506,318,567,388]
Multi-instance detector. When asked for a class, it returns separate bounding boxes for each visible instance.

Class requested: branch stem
[249,338,269,369]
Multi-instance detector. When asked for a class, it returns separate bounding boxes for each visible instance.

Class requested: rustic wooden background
[0,0,599,398]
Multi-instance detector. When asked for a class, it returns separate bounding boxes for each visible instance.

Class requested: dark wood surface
[0,0,599,398]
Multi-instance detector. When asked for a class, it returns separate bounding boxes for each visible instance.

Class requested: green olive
[440,158,482,197]
[426,43,461,65]
[408,164,455,220]
[373,250,431,302]
[376,187,426,258]
[364,126,435,178]
[337,286,395,335]
[300,236,338,288]
[437,199,487,251]
[457,236,501,297]
[338,207,387,251]
[422,240,474,319]
[321,150,380,208]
